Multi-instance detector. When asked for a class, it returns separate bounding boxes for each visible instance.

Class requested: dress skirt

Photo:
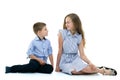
[59,53,88,74]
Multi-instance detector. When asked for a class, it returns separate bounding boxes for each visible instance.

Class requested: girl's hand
[55,66,61,72]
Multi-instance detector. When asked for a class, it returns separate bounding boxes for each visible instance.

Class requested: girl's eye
[66,22,70,24]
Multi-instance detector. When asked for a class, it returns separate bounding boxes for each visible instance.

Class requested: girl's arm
[55,33,63,72]
[78,40,92,64]
[49,54,54,68]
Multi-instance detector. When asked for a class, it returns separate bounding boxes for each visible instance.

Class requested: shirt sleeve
[47,40,52,56]
[58,29,67,40]
[77,34,82,45]
[26,40,35,56]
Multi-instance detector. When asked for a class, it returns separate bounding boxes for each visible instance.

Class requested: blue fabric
[59,29,82,54]
[27,36,52,63]
[59,29,88,74]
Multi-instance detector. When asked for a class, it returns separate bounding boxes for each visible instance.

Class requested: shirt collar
[67,30,79,37]
[35,36,46,41]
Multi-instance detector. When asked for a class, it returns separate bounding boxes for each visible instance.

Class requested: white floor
[1,65,120,80]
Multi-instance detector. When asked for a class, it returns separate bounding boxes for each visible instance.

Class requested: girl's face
[38,26,48,37]
[65,17,74,31]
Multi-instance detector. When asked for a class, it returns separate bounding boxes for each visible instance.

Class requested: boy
[6,22,54,74]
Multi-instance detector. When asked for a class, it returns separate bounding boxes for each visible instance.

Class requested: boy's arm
[49,54,54,68]
[29,54,45,65]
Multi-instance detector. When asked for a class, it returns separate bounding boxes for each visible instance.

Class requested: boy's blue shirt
[27,36,52,63]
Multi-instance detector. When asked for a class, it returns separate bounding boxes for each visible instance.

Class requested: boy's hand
[29,54,45,65]
[39,60,45,65]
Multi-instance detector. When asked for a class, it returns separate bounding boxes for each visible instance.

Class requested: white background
[0,0,120,80]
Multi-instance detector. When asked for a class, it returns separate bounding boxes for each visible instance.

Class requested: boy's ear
[37,30,41,35]
[38,30,42,33]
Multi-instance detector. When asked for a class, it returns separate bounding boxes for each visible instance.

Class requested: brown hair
[63,13,85,46]
[33,22,46,35]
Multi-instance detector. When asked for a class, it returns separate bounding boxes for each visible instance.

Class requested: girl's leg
[71,64,115,75]
[9,59,40,73]
[71,65,98,75]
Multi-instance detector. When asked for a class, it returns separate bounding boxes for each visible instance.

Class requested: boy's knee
[30,59,40,69]
[40,64,53,74]
[47,65,53,73]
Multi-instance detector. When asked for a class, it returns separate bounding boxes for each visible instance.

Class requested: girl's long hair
[63,13,85,46]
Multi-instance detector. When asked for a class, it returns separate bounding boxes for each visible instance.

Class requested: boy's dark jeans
[10,59,53,74]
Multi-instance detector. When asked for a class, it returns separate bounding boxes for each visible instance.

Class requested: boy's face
[38,26,48,37]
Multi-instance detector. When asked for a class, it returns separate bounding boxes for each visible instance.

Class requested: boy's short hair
[33,22,46,35]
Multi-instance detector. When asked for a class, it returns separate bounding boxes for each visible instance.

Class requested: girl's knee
[90,65,97,71]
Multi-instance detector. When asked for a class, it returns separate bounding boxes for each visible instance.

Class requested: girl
[55,13,117,75]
